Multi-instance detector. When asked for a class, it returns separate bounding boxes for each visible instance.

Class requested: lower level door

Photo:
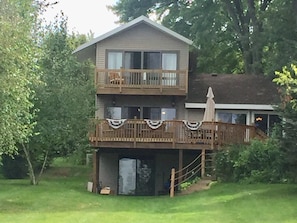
[118,157,154,195]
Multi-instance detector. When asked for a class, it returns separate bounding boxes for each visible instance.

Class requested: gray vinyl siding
[95,97,105,119]
[99,153,118,194]
[95,23,189,70]
[98,95,186,120]
[186,109,205,121]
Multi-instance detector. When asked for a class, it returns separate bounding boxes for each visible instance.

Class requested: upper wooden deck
[89,120,266,150]
[95,68,188,96]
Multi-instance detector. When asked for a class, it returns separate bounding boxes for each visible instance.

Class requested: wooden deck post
[119,67,123,93]
[170,168,175,198]
[178,149,183,187]
[133,116,137,148]
[96,123,100,147]
[172,120,176,148]
[211,121,215,149]
[201,149,205,178]
[92,149,99,193]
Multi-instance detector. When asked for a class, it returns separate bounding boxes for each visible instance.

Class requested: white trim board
[185,103,276,111]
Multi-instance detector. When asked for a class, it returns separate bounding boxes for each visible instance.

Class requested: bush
[215,139,285,183]
[1,154,27,179]
[214,144,244,182]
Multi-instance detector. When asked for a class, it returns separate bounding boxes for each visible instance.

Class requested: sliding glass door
[162,53,177,86]
[118,157,155,196]
[107,51,178,86]
[108,52,122,69]
[118,158,136,195]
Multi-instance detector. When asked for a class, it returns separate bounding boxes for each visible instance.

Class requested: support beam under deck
[92,150,99,193]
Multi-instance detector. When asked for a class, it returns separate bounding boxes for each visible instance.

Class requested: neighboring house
[74,16,280,196]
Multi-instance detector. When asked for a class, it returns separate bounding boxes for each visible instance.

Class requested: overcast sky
[43,0,119,37]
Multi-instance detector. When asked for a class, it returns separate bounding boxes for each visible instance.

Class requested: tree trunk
[38,150,49,180]
[22,143,37,185]
[222,0,269,75]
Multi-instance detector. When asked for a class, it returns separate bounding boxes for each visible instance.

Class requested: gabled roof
[74,15,193,54]
[186,74,280,106]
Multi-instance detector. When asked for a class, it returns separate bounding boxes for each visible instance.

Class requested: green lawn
[0,166,297,223]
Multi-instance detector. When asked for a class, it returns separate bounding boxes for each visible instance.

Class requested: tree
[23,15,94,185]
[0,0,93,185]
[110,0,296,75]
[0,0,40,156]
[273,64,297,182]
[263,0,297,75]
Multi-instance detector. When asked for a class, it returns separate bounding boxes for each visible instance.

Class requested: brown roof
[187,74,280,105]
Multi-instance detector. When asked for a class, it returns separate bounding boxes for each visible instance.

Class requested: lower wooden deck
[89,120,266,150]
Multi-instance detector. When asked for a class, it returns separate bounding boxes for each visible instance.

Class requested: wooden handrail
[95,68,188,90]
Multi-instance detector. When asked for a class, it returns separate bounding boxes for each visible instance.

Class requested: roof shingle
[187,74,280,105]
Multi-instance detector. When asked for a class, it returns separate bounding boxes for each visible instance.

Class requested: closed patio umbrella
[202,87,215,122]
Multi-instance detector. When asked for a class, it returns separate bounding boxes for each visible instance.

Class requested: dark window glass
[143,52,161,69]
[106,107,122,119]
[255,114,268,133]
[143,107,161,120]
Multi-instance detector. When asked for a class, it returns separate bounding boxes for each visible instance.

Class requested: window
[124,52,142,69]
[107,51,178,86]
[106,107,122,119]
[255,114,280,134]
[122,107,141,119]
[108,106,176,120]
[142,107,176,120]
[218,112,246,124]
[107,51,177,71]
[161,108,176,120]
[162,53,177,86]
[144,52,161,69]
[143,107,161,120]
[108,52,122,69]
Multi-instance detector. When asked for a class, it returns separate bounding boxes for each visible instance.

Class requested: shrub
[215,139,285,183]
[214,144,244,182]
[1,154,27,179]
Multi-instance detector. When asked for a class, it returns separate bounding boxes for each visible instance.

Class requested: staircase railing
[170,153,202,197]
[169,150,215,197]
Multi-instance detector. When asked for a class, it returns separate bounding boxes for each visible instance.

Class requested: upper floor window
[108,52,122,69]
[107,51,177,70]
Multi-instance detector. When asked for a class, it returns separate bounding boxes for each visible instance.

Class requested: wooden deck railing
[95,68,188,95]
[89,120,265,149]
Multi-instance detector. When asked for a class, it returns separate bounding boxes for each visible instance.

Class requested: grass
[0,164,297,223]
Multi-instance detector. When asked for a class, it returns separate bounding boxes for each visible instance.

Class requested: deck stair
[170,150,217,197]
[205,150,215,176]
[179,177,213,195]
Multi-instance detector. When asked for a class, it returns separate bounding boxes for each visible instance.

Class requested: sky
[43,0,119,37]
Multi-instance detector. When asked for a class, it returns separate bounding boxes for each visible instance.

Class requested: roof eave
[185,103,277,111]
[73,15,193,54]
